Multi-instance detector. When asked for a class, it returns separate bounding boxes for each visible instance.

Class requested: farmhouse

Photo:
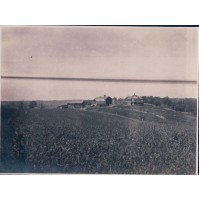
[125,93,144,105]
[94,95,106,106]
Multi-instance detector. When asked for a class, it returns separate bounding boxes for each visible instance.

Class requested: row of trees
[142,96,197,115]
[17,101,44,110]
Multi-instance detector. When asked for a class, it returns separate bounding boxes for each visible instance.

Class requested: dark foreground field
[0,105,196,174]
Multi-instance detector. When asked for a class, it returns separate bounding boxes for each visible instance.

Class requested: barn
[125,93,144,105]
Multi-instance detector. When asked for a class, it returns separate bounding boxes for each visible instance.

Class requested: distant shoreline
[1,76,197,84]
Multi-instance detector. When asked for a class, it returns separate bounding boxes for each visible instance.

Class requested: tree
[106,97,112,106]
[29,101,37,109]
[142,96,147,103]
[154,99,161,106]
[40,103,45,109]
[19,102,24,110]
[148,96,154,104]
[162,96,170,105]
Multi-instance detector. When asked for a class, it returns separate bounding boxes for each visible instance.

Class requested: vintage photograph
[0,26,198,174]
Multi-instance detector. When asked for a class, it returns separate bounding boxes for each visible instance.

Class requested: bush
[29,101,37,109]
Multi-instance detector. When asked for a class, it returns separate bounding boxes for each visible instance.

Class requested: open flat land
[0,104,196,174]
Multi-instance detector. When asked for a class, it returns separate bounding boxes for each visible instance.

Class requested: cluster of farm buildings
[58,93,144,109]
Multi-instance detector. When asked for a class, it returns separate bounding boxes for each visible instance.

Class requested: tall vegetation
[1,108,196,174]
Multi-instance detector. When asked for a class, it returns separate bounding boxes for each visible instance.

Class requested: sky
[1,26,198,100]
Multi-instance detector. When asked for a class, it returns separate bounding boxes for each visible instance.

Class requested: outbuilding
[94,95,107,106]
[82,100,96,107]
[67,100,84,108]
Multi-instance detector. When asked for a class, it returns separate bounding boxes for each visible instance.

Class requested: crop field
[0,105,196,174]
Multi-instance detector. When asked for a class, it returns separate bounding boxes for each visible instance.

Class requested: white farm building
[125,93,144,105]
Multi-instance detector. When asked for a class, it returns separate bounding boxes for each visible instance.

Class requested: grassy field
[0,104,196,174]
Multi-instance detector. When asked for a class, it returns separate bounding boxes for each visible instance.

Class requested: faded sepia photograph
[0,26,198,174]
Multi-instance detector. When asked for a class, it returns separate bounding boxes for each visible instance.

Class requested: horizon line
[1,76,197,84]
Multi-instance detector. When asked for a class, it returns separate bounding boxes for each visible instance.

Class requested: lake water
[1,78,197,101]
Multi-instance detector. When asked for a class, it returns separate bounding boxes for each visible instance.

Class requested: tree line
[142,96,197,115]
